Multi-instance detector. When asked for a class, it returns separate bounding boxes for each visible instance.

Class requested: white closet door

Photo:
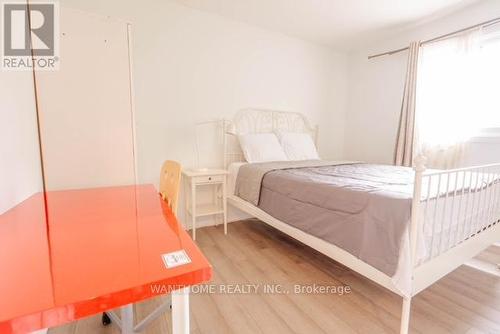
[35,7,135,190]
[0,17,43,213]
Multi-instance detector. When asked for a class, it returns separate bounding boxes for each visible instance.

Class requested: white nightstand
[181,169,228,240]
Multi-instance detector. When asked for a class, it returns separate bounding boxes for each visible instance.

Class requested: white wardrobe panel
[35,7,135,190]
[0,64,43,214]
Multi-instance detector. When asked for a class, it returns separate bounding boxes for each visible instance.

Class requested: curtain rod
[368,16,500,59]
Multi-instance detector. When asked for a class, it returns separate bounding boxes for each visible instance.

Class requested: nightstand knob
[208,177,212,180]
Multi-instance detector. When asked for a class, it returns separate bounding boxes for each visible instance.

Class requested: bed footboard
[402,158,500,334]
[409,158,500,292]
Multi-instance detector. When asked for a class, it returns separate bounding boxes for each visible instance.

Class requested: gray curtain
[394,41,420,167]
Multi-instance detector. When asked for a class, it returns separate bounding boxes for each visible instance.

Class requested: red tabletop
[0,185,212,334]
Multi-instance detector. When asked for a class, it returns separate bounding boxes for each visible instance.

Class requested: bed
[223,109,500,334]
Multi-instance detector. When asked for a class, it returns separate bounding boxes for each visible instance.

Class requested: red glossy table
[0,185,212,334]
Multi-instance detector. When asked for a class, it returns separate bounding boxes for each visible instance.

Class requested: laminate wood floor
[50,219,500,334]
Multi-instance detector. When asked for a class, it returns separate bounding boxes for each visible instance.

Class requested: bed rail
[412,157,500,265]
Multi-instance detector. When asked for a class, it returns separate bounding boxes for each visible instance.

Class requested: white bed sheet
[228,162,247,196]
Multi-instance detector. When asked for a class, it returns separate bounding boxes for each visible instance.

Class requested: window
[417,25,500,148]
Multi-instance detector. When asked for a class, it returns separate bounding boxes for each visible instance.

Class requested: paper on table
[162,250,191,269]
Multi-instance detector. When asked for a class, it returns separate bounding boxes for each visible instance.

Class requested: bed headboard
[223,108,319,168]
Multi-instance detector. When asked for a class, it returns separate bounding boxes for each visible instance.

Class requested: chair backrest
[159,160,182,214]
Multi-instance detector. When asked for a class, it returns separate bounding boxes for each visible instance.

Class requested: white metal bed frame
[223,108,500,334]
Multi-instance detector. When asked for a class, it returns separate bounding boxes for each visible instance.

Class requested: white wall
[345,0,500,165]
[60,0,348,225]
[61,0,347,178]
[0,70,43,214]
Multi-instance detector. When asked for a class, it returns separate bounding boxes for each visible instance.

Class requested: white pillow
[277,132,319,161]
[238,133,288,163]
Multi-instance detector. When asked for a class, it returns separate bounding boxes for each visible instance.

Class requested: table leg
[214,185,218,226]
[191,183,196,240]
[121,304,134,334]
[172,287,190,334]
[222,180,227,235]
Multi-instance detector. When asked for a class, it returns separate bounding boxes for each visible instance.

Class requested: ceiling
[171,0,479,50]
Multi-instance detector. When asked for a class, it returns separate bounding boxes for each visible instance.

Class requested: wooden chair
[159,160,182,215]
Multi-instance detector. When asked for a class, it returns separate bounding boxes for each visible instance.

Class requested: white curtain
[394,41,420,167]
[415,29,483,169]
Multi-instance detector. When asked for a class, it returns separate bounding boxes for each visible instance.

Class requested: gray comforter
[235,161,415,276]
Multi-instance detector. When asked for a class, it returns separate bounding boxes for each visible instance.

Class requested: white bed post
[400,154,426,334]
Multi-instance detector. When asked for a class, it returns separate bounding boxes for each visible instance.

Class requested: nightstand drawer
[193,174,224,184]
